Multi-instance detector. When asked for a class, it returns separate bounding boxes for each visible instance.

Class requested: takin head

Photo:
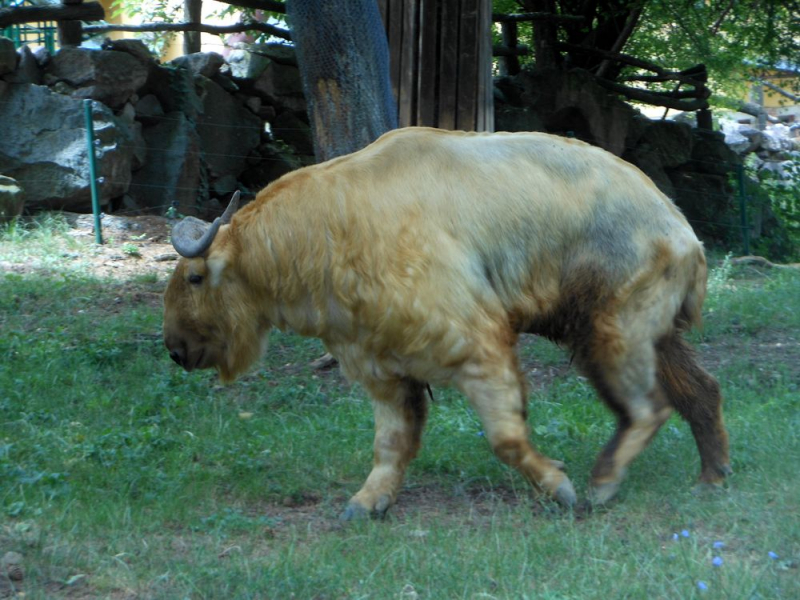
[163,192,267,383]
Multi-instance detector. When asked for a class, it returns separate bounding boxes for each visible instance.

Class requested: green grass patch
[1,228,798,598]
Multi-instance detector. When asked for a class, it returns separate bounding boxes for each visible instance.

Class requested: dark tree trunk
[286,0,398,162]
[183,0,203,54]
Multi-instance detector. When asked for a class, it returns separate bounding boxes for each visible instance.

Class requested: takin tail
[675,248,708,333]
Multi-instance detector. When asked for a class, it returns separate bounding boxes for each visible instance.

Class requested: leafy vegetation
[1,219,798,598]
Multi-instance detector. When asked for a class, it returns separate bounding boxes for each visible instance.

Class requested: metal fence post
[83,99,103,245]
[736,163,750,255]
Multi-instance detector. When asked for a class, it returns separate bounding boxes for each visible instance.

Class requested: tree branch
[83,20,291,41]
[492,12,583,23]
[755,78,800,103]
[594,78,709,111]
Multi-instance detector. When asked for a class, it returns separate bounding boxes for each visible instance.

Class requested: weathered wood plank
[456,0,479,130]
[416,0,439,127]
[437,0,459,130]
[398,0,419,127]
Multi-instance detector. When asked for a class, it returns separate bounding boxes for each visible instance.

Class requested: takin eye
[188,274,204,286]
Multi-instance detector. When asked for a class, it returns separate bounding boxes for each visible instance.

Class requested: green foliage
[110,0,182,56]
[492,1,799,104]
[628,1,799,99]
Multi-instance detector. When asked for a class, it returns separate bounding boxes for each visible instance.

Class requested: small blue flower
[713,541,725,549]
[672,533,679,541]
[697,581,708,591]
[712,556,724,567]
[768,551,779,560]
[681,529,690,538]
[477,431,485,437]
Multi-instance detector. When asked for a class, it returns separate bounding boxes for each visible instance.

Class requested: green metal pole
[736,164,750,255]
[83,99,103,245]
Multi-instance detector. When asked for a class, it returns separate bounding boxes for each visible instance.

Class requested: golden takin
[163,127,731,519]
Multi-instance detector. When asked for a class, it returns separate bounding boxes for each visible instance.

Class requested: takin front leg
[340,378,428,521]
[456,348,577,508]
[656,333,732,486]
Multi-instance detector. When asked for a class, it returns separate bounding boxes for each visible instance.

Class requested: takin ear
[206,252,228,288]
[206,236,232,288]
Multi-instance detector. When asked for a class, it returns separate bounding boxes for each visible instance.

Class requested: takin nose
[169,348,185,367]
[165,339,187,368]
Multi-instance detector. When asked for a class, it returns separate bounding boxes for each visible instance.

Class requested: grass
[1,219,799,599]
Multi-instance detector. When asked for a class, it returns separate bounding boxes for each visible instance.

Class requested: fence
[1,0,57,53]
[0,89,755,254]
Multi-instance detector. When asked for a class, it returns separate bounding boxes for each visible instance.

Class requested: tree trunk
[286,0,397,163]
[183,0,203,55]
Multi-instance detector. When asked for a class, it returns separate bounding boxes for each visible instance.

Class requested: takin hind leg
[656,333,731,486]
[455,345,577,508]
[340,378,428,521]
[579,337,674,506]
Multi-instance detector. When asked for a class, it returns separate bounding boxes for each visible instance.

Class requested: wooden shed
[377,0,494,132]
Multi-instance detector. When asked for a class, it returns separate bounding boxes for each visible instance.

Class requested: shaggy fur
[163,127,731,516]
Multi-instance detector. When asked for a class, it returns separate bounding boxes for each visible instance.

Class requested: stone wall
[0,38,314,218]
[1,40,774,249]
[495,68,743,243]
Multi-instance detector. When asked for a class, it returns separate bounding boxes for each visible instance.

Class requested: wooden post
[183,0,202,54]
[499,21,520,76]
[380,0,494,132]
[58,0,84,47]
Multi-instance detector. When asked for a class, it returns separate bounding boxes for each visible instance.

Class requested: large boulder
[46,46,149,108]
[170,52,225,79]
[194,76,262,178]
[0,175,24,223]
[0,83,135,212]
[228,43,305,113]
[496,68,639,156]
[0,37,16,76]
[4,45,42,85]
[129,112,207,216]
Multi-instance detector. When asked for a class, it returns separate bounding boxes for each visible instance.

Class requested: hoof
[588,481,620,507]
[339,503,369,522]
[553,477,577,508]
[339,495,393,522]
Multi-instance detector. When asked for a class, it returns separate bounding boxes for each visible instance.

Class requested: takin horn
[171,191,240,258]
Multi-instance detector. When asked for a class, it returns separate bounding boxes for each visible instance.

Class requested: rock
[140,63,202,120]
[623,120,693,195]
[171,52,225,78]
[499,68,639,156]
[690,129,741,176]
[134,93,165,124]
[101,38,156,66]
[129,112,207,216]
[4,45,41,84]
[251,59,305,112]
[46,46,149,108]
[228,43,297,79]
[0,36,16,76]
[0,175,25,222]
[244,95,262,114]
[0,83,135,212]
[212,174,238,195]
[194,76,261,177]
[272,110,314,156]
[33,46,51,68]
[240,140,305,191]
[1,551,24,582]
